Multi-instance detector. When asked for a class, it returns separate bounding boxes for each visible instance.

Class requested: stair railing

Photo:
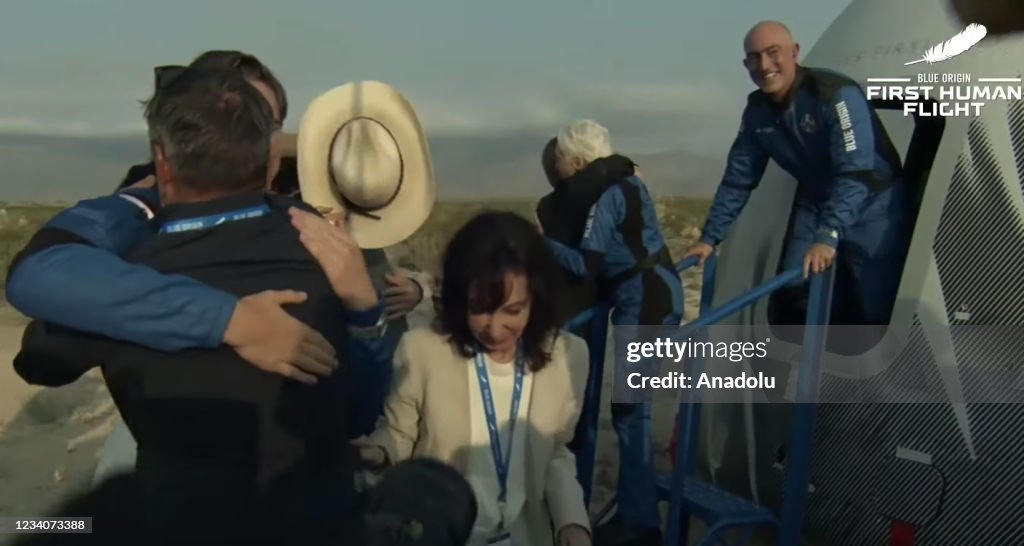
[563,250,836,546]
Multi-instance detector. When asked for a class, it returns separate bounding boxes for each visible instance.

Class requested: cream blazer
[368,326,591,545]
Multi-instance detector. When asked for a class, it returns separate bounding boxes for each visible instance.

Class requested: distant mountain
[0,131,724,203]
[0,133,148,203]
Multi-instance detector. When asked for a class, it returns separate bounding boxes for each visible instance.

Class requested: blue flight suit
[5,186,392,437]
[699,66,912,324]
[547,169,684,532]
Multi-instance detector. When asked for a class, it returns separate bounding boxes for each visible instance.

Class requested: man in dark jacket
[536,136,602,327]
[683,20,912,326]
[7,50,393,488]
[14,66,381,545]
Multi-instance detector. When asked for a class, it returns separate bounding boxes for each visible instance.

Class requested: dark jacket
[540,154,684,326]
[536,154,637,326]
[14,191,363,545]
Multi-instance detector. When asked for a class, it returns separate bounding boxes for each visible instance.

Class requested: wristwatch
[347,311,389,339]
[815,227,840,245]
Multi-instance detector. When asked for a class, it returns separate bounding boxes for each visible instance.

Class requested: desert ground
[0,198,778,544]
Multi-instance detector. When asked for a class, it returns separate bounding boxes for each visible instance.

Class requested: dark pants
[780,184,912,325]
[607,266,684,530]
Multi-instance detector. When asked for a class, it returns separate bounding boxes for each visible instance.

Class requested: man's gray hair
[144,66,274,193]
[556,119,613,163]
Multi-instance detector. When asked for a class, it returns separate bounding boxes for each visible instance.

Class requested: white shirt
[465,353,534,546]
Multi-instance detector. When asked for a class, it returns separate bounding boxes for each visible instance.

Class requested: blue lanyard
[473,349,525,512]
[158,204,272,234]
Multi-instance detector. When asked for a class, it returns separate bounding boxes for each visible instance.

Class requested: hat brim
[296,81,435,249]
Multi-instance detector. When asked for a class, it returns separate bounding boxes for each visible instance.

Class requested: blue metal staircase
[563,251,836,546]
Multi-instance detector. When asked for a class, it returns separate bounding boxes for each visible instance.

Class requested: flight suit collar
[775,65,808,111]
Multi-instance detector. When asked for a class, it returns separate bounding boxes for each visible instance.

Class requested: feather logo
[905,23,987,65]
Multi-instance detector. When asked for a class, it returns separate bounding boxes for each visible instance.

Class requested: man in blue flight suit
[683,20,912,326]
[13,66,379,544]
[5,54,394,439]
[544,120,684,546]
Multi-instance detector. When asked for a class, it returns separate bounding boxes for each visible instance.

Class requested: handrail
[674,254,701,272]
[676,267,803,338]
[564,249,834,546]
[562,254,702,333]
[663,264,835,546]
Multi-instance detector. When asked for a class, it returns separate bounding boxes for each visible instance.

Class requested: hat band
[328,117,404,222]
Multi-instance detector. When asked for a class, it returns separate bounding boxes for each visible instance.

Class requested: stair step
[658,473,777,528]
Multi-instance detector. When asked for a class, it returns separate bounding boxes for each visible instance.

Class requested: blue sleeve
[815,85,876,247]
[544,238,588,276]
[544,186,623,277]
[6,245,237,352]
[343,301,393,437]
[45,190,158,253]
[699,106,770,247]
[5,188,239,352]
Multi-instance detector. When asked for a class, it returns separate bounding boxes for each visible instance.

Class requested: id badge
[487,531,512,546]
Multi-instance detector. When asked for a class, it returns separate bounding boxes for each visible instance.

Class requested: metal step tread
[657,473,778,528]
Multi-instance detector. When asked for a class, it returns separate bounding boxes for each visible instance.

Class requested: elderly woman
[542,119,683,545]
[352,211,593,546]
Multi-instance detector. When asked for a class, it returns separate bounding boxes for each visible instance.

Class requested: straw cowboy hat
[294,80,435,249]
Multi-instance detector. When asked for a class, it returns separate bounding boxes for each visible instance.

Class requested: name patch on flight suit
[834,100,857,152]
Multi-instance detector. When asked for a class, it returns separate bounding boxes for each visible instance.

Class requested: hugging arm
[344,302,393,437]
[5,188,237,352]
[544,185,625,278]
[13,320,113,387]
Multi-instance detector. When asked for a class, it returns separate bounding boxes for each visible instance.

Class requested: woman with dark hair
[435,211,564,372]
[350,211,593,546]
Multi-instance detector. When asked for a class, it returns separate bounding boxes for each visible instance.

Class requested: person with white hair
[542,119,683,546]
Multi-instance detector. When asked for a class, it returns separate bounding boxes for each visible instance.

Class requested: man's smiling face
[743,21,800,100]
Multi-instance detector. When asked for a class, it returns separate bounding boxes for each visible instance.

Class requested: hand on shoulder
[287,206,379,311]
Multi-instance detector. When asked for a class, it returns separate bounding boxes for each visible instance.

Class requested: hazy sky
[0,0,851,155]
